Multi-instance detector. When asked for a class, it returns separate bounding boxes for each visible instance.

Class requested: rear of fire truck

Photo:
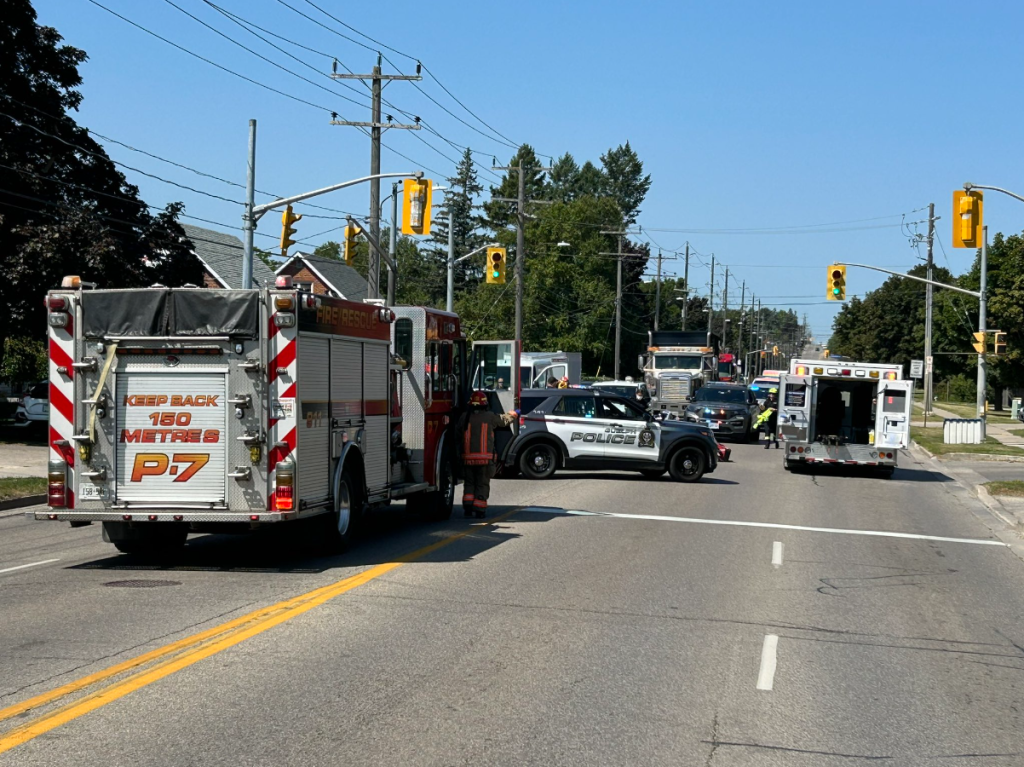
[778,359,913,477]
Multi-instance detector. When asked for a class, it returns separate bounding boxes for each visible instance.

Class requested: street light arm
[455,242,501,264]
[836,262,981,298]
[347,215,397,272]
[963,183,1024,205]
[253,171,423,220]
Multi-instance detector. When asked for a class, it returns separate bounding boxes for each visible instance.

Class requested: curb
[0,494,46,512]
[909,440,1024,464]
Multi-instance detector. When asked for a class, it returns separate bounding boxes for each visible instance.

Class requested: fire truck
[36,276,464,555]
[777,359,913,477]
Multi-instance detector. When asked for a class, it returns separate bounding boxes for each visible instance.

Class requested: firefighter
[458,391,517,518]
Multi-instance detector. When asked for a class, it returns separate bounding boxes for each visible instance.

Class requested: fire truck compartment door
[115,371,227,504]
[777,374,811,442]
[875,379,913,450]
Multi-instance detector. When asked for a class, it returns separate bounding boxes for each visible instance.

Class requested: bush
[1,337,47,386]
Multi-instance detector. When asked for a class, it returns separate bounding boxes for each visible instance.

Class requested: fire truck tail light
[300,294,318,310]
[378,308,396,323]
[46,295,70,311]
[61,275,82,288]
[48,312,70,328]
[47,461,67,508]
[274,313,296,328]
[275,297,295,310]
[275,275,294,288]
[275,461,295,511]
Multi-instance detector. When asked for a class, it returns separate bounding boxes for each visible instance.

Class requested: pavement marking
[535,508,1008,547]
[771,541,784,568]
[756,634,779,691]
[0,508,519,755]
[0,559,60,575]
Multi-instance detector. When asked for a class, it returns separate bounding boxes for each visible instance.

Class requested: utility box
[943,418,984,445]
[1012,398,1022,421]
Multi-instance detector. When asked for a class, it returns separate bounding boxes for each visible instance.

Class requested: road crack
[703,710,719,767]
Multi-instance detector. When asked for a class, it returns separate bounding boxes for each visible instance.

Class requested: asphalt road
[3,444,1024,765]
[956,460,1024,484]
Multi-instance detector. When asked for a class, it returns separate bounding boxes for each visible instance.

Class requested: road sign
[910,359,924,378]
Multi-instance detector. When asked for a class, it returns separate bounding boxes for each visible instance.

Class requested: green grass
[911,427,1024,457]
[1010,428,1024,439]
[984,481,1024,498]
[0,477,46,502]
[914,401,1018,425]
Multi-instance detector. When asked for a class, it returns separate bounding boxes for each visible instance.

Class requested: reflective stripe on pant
[462,463,495,506]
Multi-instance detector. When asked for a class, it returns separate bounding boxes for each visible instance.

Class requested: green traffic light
[832,287,840,295]
[493,270,500,278]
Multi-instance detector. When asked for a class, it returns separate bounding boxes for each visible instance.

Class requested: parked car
[503,388,719,482]
[14,382,48,426]
[682,382,760,442]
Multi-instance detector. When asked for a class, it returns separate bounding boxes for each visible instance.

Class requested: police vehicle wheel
[639,468,666,479]
[519,443,557,480]
[668,446,705,483]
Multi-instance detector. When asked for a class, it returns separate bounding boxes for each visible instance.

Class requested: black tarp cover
[81,289,259,339]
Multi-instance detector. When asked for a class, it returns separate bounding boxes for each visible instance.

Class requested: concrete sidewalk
[913,402,1024,451]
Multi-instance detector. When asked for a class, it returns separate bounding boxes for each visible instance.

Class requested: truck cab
[641,331,721,415]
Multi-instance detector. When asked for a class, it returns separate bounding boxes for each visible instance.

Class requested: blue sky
[36,0,1024,342]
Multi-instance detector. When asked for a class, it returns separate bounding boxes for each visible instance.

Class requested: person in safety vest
[755,388,779,449]
[458,391,517,518]
[557,376,570,389]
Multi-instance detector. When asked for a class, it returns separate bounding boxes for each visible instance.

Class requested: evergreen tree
[430,148,486,289]
[548,153,580,203]
[601,141,651,225]
[484,144,548,230]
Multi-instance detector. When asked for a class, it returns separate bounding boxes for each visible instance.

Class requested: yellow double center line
[0,511,517,754]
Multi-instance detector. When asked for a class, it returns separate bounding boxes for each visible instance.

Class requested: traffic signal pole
[924,202,936,415]
[242,119,257,289]
[682,243,690,330]
[446,209,455,312]
[388,183,398,306]
[978,227,988,426]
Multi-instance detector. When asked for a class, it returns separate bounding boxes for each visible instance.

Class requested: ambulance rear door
[778,373,812,443]
[875,379,914,450]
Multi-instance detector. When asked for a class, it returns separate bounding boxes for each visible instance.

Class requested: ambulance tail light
[795,365,807,376]
[841,369,851,376]
[813,367,824,374]
[884,371,897,380]
[869,370,879,378]
[47,460,67,508]
[275,461,295,511]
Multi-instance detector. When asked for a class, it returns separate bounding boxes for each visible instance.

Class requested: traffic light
[827,264,846,300]
[343,223,362,266]
[994,331,1007,356]
[401,178,432,235]
[972,331,986,354]
[952,190,983,248]
[280,205,302,256]
[486,247,507,284]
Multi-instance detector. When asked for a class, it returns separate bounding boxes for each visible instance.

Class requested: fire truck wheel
[668,445,705,483]
[329,469,362,550]
[409,455,455,521]
[519,442,558,480]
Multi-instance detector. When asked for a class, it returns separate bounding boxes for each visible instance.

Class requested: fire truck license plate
[115,373,227,503]
[79,484,107,500]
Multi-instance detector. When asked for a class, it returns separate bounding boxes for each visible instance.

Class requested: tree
[484,144,548,230]
[430,148,486,291]
[548,153,580,203]
[600,141,651,225]
[0,0,202,370]
[313,241,342,260]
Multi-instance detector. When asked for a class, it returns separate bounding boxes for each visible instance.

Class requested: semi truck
[37,275,466,555]
[640,331,721,415]
[777,359,913,477]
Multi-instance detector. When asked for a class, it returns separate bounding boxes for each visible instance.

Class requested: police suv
[505,389,719,482]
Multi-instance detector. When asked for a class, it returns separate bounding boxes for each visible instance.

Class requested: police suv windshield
[653,354,702,369]
[693,388,747,404]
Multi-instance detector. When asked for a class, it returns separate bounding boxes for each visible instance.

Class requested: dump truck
[639,331,721,415]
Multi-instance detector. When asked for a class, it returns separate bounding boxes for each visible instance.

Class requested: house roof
[181,224,277,289]
[276,252,368,301]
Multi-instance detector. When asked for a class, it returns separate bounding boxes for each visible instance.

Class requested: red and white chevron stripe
[268,296,298,511]
[48,296,76,508]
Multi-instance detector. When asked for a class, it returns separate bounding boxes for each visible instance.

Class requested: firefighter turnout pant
[462,463,496,515]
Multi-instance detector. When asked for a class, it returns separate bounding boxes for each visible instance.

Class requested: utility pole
[241,119,257,289]
[492,159,553,356]
[978,225,988,426]
[331,57,422,299]
[756,299,762,376]
[682,243,690,330]
[706,255,715,342]
[924,202,936,415]
[654,248,663,331]
[446,208,455,312]
[387,182,398,306]
[721,267,729,344]
[739,281,746,377]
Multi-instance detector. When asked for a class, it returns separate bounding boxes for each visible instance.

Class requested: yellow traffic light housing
[952,190,983,248]
[827,264,846,300]
[773,345,779,355]
[993,331,1007,356]
[343,223,362,266]
[972,331,986,354]
[486,247,507,284]
[401,178,432,235]
[280,205,302,256]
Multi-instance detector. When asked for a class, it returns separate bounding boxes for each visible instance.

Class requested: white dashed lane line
[0,558,60,576]
[772,541,784,567]
[757,634,779,691]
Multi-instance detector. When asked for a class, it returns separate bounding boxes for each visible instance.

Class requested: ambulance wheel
[668,446,705,483]
[519,442,558,480]
[878,466,895,479]
[328,468,361,551]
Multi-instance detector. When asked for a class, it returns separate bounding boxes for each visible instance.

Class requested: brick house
[275,252,368,300]
[181,224,276,289]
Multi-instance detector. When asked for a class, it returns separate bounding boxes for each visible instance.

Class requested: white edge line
[538,509,1008,547]
[772,541,784,567]
[0,558,61,575]
[757,634,779,691]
